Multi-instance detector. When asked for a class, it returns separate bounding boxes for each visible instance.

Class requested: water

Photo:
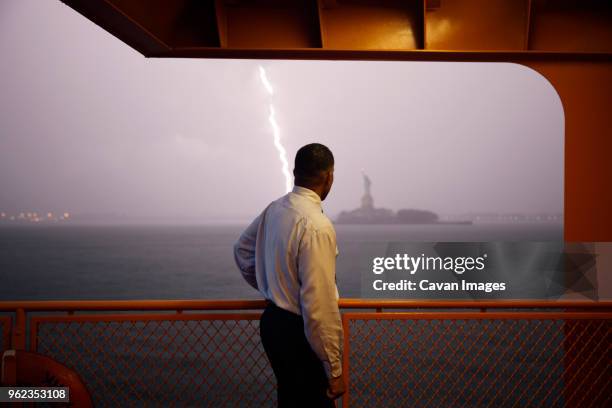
[0,223,562,300]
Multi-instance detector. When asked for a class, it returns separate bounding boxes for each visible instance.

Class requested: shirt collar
[291,185,322,205]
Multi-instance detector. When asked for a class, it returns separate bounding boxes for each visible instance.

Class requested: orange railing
[0,299,610,407]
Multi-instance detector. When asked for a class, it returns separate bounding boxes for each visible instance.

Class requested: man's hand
[326,374,346,400]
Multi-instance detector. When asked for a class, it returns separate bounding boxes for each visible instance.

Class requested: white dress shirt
[233,185,343,379]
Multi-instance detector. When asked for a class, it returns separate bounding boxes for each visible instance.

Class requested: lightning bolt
[259,66,292,194]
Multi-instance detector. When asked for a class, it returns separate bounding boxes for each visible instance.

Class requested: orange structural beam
[58,0,612,240]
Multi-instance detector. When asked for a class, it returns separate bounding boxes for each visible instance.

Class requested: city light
[0,211,72,224]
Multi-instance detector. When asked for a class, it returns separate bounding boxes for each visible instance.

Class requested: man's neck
[294,183,324,200]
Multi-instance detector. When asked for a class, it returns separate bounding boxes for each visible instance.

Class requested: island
[335,173,471,225]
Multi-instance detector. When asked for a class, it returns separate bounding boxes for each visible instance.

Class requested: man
[233,143,345,407]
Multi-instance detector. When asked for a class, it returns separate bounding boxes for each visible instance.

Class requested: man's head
[293,143,334,201]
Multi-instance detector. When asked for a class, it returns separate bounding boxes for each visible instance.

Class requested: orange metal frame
[0,299,611,352]
[59,0,612,242]
[341,310,612,408]
[0,299,610,350]
[1,299,611,406]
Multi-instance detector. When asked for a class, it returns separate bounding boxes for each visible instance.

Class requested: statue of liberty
[337,171,444,225]
[361,171,374,210]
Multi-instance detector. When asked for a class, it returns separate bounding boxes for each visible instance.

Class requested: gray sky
[0,0,564,221]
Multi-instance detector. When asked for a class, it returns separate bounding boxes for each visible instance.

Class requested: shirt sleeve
[233,212,262,290]
[298,225,343,379]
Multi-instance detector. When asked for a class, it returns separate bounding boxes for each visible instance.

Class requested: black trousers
[260,302,335,408]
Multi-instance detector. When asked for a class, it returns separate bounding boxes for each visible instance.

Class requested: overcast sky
[0,0,564,221]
